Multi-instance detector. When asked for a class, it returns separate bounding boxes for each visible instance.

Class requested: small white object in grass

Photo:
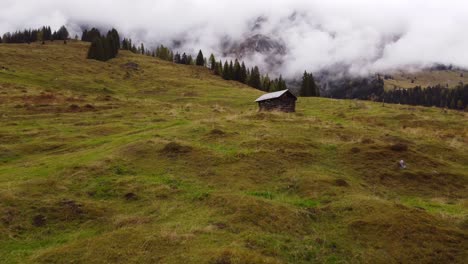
[399,160,407,169]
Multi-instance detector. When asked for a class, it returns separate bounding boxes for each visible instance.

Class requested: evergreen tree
[233,60,241,81]
[240,62,247,83]
[82,28,101,42]
[174,52,181,64]
[36,30,44,43]
[121,38,129,50]
[81,29,88,41]
[44,26,52,41]
[209,54,216,70]
[214,60,222,76]
[196,50,205,66]
[88,37,105,61]
[155,45,173,61]
[86,28,120,61]
[181,53,188,64]
[105,35,116,58]
[228,61,234,80]
[102,36,111,59]
[277,75,287,91]
[108,29,120,51]
[55,26,69,40]
[222,61,230,80]
[300,71,318,97]
[262,74,271,92]
[249,66,262,89]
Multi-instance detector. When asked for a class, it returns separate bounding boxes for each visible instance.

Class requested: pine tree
[108,29,120,51]
[155,45,173,61]
[277,75,286,91]
[233,60,241,81]
[81,29,88,41]
[249,66,262,89]
[240,62,247,83]
[36,30,44,43]
[174,52,181,64]
[228,61,234,80]
[222,61,230,80]
[82,28,100,42]
[56,26,69,40]
[181,53,188,64]
[196,50,204,66]
[214,60,222,76]
[85,28,120,61]
[262,74,271,92]
[44,26,52,41]
[122,38,128,50]
[208,54,216,70]
[106,35,116,58]
[88,37,105,61]
[300,71,318,97]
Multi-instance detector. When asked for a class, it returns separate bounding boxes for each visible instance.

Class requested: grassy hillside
[383,69,468,90]
[0,41,467,264]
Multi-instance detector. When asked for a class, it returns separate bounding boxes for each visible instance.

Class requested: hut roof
[255,89,295,102]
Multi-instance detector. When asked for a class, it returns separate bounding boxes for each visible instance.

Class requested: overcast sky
[1,0,468,77]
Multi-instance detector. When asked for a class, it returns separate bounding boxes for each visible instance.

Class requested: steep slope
[0,41,467,264]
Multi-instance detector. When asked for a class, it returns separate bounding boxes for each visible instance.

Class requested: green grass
[0,41,467,263]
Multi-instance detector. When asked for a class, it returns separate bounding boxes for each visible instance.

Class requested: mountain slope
[0,41,467,264]
[383,68,468,90]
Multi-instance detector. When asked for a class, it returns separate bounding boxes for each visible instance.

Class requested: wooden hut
[255,89,297,112]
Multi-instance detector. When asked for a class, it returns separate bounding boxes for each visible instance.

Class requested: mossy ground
[0,41,467,263]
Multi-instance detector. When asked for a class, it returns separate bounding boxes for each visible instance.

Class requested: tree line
[323,76,384,100]
[1,26,69,44]
[200,50,289,93]
[324,75,467,110]
[381,84,468,110]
